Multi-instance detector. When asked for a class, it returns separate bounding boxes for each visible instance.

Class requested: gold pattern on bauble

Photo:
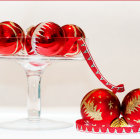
[110,117,128,127]
[125,95,140,114]
[83,100,102,120]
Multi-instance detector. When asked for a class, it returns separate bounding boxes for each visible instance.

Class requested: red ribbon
[76,38,125,94]
[76,119,139,133]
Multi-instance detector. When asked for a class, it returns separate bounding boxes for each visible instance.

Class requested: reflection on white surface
[0,107,139,139]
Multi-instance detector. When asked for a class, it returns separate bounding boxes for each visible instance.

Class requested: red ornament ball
[25,26,36,55]
[0,21,25,54]
[81,88,120,126]
[25,22,65,56]
[60,24,85,57]
[122,88,140,126]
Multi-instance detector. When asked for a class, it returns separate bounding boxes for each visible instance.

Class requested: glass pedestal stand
[0,55,82,130]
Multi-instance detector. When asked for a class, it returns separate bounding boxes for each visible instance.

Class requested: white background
[0,1,140,139]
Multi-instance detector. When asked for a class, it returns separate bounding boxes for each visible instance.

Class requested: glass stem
[26,70,42,121]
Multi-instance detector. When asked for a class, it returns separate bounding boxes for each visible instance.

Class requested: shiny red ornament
[60,24,85,57]
[0,21,25,54]
[25,26,36,55]
[81,88,120,126]
[25,22,65,56]
[122,88,140,126]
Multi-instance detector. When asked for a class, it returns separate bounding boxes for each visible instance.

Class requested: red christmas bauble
[0,21,25,54]
[60,24,85,57]
[25,22,65,56]
[122,88,140,126]
[81,88,120,126]
[25,26,36,55]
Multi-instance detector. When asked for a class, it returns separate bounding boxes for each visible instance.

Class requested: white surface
[0,107,139,139]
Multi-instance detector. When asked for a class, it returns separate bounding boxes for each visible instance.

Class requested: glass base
[0,55,82,131]
[0,118,72,130]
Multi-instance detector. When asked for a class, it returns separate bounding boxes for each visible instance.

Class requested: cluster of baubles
[80,88,140,127]
[0,21,85,56]
[2,21,140,128]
